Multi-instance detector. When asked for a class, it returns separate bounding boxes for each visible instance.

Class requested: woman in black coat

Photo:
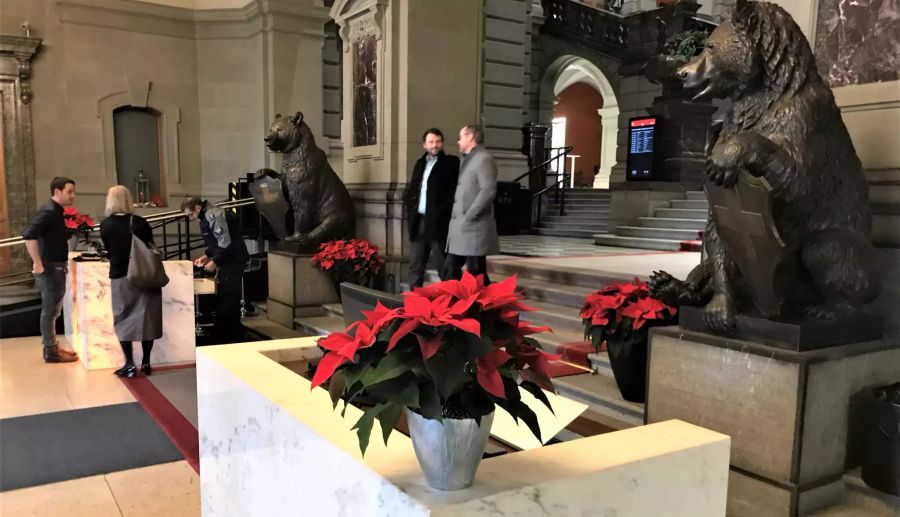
[100,185,163,377]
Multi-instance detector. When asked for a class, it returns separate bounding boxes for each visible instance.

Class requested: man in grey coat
[443,124,500,284]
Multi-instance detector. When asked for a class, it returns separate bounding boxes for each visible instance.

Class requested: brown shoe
[44,349,79,363]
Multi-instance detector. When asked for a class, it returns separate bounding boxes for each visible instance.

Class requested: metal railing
[0,198,256,288]
[513,146,573,227]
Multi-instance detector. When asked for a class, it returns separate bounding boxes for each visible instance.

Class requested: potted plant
[63,207,95,251]
[644,29,708,93]
[311,238,386,296]
[310,271,558,490]
[580,278,678,403]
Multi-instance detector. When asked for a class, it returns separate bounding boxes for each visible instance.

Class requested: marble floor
[0,336,200,517]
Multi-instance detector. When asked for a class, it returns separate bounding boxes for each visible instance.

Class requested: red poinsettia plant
[310,271,558,454]
[63,207,95,237]
[311,239,384,285]
[581,278,678,359]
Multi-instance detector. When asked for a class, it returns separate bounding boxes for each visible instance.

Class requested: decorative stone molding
[0,35,42,271]
[331,0,388,163]
[97,79,183,198]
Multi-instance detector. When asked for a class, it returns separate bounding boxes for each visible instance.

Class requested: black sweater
[100,214,154,279]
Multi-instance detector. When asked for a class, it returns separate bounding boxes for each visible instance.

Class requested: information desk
[62,254,196,369]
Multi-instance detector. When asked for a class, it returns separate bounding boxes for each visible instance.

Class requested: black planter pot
[607,340,648,403]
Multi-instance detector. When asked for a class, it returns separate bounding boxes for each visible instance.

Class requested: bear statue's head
[676,0,815,101]
[264,111,309,154]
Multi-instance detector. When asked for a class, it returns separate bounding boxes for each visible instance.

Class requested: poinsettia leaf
[460,332,494,362]
[352,403,388,456]
[328,370,346,409]
[310,353,348,389]
[425,347,471,399]
[378,403,403,446]
[417,382,443,421]
[520,380,554,414]
[510,399,542,443]
[360,348,413,387]
[365,372,418,402]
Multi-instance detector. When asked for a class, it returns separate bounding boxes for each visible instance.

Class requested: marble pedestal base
[62,257,196,369]
[198,338,731,517]
[646,327,900,516]
[266,250,337,328]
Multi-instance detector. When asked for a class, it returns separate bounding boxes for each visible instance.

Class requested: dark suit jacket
[403,151,460,244]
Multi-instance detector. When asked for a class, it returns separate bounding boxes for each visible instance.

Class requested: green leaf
[520,380,554,415]
[328,370,346,409]
[351,404,387,456]
[378,403,403,445]
[513,400,542,443]
[460,386,495,419]
[460,332,494,362]
[360,348,413,387]
[425,347,471,399]
[417,382,443,421]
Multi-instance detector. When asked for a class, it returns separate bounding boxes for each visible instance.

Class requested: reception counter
[62,255,196,369]
[198,337,731,516]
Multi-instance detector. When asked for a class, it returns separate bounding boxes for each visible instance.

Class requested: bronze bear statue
[650,0,881,330]
[256,112,355,252]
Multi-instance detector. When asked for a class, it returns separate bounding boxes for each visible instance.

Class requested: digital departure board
[626,117,657,181]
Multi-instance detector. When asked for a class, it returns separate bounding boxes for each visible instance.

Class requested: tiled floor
[0,336,200,516]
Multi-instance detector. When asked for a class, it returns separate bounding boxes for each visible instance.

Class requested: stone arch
[97,79,182,202]
[538,55,620,189]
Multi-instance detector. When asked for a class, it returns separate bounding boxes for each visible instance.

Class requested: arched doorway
[539,56,619,189]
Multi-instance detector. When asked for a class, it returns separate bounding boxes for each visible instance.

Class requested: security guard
[181,197,249,344]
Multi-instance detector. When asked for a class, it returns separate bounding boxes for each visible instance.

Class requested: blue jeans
[35,264,67,352]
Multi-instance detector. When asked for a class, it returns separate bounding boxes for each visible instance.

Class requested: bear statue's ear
[275,113,282,119]
[289,111,304,126]
[732,0,752,26]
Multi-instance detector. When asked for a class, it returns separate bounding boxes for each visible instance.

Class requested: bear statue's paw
[803,302,855,322]
[703,294,736,331]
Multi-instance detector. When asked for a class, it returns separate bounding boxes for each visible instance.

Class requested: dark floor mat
[0,402,183,491]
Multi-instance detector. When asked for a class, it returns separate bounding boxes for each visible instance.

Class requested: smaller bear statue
[255,112,355,252]
[649,0,881,332]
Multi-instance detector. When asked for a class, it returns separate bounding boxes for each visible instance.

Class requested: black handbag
[126,215,169,288]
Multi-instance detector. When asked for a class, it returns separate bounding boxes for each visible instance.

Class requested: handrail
[0,198,255,248]
[533,174,570,199]
[512,146,574,183]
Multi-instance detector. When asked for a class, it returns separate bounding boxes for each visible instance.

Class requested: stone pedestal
[646,326,900,516]
[266,250,337,329]
[647,98,718,190]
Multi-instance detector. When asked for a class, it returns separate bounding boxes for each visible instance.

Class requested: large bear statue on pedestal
[650,0,881,331]
[255,112,355,252]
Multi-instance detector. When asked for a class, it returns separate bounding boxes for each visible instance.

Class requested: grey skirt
[111,277,163,342]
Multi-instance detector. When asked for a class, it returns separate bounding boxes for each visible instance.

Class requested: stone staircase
[594,190,707,251]
[533,188,611,239]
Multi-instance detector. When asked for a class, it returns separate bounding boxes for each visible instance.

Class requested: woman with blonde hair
[99,185,162,377]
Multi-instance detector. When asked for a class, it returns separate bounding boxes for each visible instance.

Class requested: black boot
[116,341,136,377]
[140,340,153,375]
[114,365,137,378]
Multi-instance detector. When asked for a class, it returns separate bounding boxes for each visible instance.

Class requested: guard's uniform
[199,201,249,343]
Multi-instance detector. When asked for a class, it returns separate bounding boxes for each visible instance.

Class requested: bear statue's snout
[676,68,688,80]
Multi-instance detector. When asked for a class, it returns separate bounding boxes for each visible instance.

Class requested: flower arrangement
[63,207,95,235]
[310,271,558,454]
[580,278,678,357]
[311,239,384,289]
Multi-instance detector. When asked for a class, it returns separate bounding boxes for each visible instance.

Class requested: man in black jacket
[403,128,460,288]
[182,197,249,343]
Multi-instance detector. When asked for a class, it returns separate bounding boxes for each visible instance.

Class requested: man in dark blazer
[403,128,460,288]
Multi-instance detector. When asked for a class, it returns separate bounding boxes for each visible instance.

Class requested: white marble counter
[63,255,196,369]
[198,337,731,517]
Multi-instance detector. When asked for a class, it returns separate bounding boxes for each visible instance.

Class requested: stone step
[869,184,900,205]
[588,352,614,377]
[532,227,603,239]
[541,215,609,225]
[615,225,704,241]
[537,222,609,232]
[550,193,612,200]
[654,208,708,220]
[518,277,595,309]
[811,468,900,516]
[685,191,706,200]
[323,303,343,318]
[670,199,710,210]
[293,314,345,336]
[551,372,644,430]
[637,217,707,230]
[488,259,635,287]
[519,299,585,335]
[593,233,703,252]
[542,206,611,214]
